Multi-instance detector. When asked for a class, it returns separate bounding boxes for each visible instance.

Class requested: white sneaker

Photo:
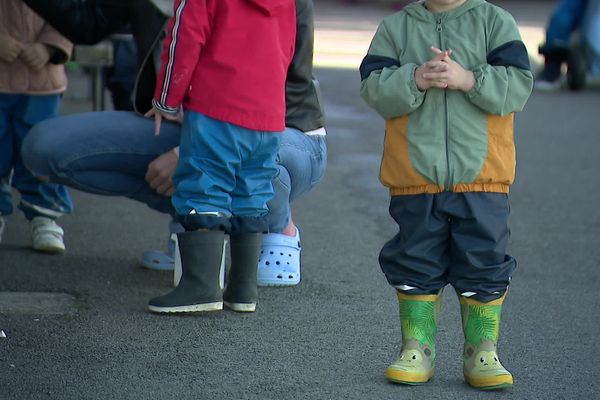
[30,217,65,253]
[0,217,5,243]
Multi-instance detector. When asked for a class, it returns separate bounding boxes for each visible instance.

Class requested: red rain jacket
[153,0,296,131]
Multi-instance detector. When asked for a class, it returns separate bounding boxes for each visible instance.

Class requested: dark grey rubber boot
[223,233,262,312]
[148,230,225,313]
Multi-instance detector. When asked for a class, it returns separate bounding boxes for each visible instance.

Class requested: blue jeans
[0,93,73,220]
[583,0,600,74]
[544,0,588,50]
[21,111,327,231]
[270,127,327,231]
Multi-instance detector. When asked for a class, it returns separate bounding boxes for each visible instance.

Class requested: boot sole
[33,244,66,254]
[224,301,256,312]
[148,301,223,313]
[465,374,513,390]
[386,368,433,385]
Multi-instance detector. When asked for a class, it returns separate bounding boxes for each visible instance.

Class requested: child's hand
[423,47,475,92]
[145,106,184,136]
[415,48,452,90]
[20,43,53,71]
[0,33,24,63]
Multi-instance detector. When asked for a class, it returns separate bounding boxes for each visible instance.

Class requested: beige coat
[0,0,73,95]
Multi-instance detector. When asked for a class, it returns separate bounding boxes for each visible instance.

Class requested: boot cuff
[180,214,231,232]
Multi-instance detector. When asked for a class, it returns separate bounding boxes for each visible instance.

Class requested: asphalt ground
[1,1,599,399]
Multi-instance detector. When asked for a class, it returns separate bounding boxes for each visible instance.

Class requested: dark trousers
[379,192,516,303]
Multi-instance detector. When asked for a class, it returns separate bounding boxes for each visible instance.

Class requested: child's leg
[2,94,72,252]
[149,112,237,313]
[224,129,281,311]
[170,113,238,225]
[11,95,73,221]
[459,293,512,390]
[386,291,443,385]
[379,194,450,295]
[380,194,450,384]
[447,193,514,303]
[0,94,16,218]
[148,229,226,313]
[446,192,515,390]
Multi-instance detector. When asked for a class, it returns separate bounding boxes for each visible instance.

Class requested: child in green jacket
[360,0,533,390]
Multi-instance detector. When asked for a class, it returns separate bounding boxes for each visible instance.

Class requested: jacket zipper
[437,18,451,191]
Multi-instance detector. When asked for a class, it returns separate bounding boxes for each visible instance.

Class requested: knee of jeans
[273,164,291,192]
[21,126,58,177]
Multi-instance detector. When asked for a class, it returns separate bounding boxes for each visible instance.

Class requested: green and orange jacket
[360,0,533,195]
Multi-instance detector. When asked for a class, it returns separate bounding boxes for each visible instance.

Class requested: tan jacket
[0,0,73,95]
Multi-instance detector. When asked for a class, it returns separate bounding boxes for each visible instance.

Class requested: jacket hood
[404,0,485,21]
[246,0,293,16]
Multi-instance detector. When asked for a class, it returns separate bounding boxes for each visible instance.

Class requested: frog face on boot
[397,348,422,366]
[391,340,433,371]
[465,345,501,372]
[463,340,512,389]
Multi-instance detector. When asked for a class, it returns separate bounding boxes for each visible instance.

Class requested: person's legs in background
[1,93,73,252]
[258,127,327,286]
[22,111,178,214]
[0,95,15,244]
[537,0,589,89]
[104,34,138,111]
[582,0,600,76]
[22,110,179,255]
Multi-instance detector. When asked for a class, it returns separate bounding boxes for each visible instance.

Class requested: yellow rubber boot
[460,293,513,390]
[386,291,442,385]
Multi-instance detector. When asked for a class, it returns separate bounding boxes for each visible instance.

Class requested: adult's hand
[145,148,179,196]
[0,33,24,63]
[20,43,53,71]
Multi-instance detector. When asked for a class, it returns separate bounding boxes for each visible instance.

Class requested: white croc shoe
[30,217,65,253]
[257,229,301,287]
[141,219,184,271]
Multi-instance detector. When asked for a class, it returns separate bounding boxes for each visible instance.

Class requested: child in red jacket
[147,0,296,314]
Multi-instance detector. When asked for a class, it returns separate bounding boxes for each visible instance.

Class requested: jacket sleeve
[284,0,326,132]
[359,21,425,120]
[37,23,73,64]
[153,0,211,114]
[22,0,130,45]
[466,10,533,116]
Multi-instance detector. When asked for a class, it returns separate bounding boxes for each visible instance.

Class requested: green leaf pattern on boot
[461,300,500,345]
[400,298,438,360]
